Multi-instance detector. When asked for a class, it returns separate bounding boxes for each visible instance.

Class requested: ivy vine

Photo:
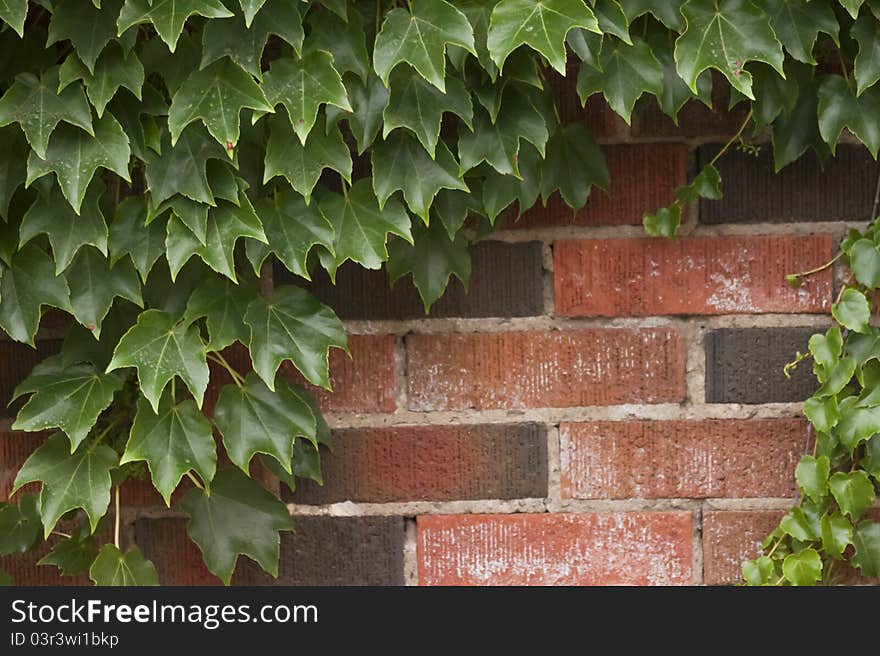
[0,0,877,586]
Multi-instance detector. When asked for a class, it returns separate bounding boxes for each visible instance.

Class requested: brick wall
[1,94,865,586]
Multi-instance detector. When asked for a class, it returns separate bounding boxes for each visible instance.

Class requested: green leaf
[795,455,830,502]
[263,112,351,204]
[487,0,599,74]
[110,83,166,161]
[674,0,784,99]
[645,28,712,123]
[374,0,475,92]
[248,191,335,280]
[852,14,880,95]
[771,68,825,171]
[620,0,684,29]
[850,238,880,289]
[832,288,871,334]
[433,188,482,239]
[12,359,124,452]
[215,372,316,474]
[260,52,351,145]
[0,125,27,220]
[243,285,347,390]
[181,468,294,585]
[66,247,143,338]
[342,74,390,155]
[809,326,842,371]
[758,0,839,65]
[577,37,663,124]
[60,44,145,119]
[117,0,234,52]
[372,131,468,222]
[317,179,411,272]
[184,276,256,351]
[540,123,609,207]
[481,142,542,221]
[852,521,880,577]
[0,0,27,36]
[840,0,866,19]
[89,544,159,586]
[779,506,820,541]
[169,59,272,150]
[107,309,210,412]
[47,0,120,73]
[449,0,499,78]
[304,3,368,80]
[12,432,118,537]
[145,126,228,206]
[815,355,855,397]
[121,394,216,506]
[863,435,880,481]
[817,75,880,158]
[109,197,166,282]
[820,513,852,560]
[388,220,471,312]
[383,68,473,158]
[837,403,880,450]
[0,494,41,555]
[0,68,93,159]
[675,164,722,205]
[37,530,96,576]
[594,0,632,44]
[830,471,876,519]
[643,204,681,238]
[567,27,603,68]
[742,555,774,585]
[803,395,839,433]
[781,548,822,585]
[0,245,72,345]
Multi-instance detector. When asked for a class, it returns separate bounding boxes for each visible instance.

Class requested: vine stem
[113,486,121,550]
[787,252,842,282]
[208,352,245,388]
[51,531,71,539]
[708,109,753,167]
[186,471,205,491]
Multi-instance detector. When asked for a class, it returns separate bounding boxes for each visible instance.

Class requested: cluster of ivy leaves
[0,0,878,586]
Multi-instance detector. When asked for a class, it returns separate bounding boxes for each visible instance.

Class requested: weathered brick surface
[560,419,804,500]
[554,235,833,317]
[281,241,546,320]
[702,511,785,585]
[699,144,880,224]
[0,339,62,417]
[406,329,686,411]
[705,327,821,403]
[511,144,688,229]
[418,513,693,585]
[286,423,548,504]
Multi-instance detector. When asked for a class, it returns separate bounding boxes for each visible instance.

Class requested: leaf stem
[708,109,753,167]
[208,352,246,388]
[113,486,121,550]
[185,471,205,491]
[51,531,72,539]
[786,252,842,284]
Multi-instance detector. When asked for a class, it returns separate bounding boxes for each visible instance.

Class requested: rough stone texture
[511,144,688,228]
[0,339,62,417]
[560,419,804,499]
[699,144,880,224]
[406,328,686,411]
[0,431,45,501]
[554,235,833,317]
[279,241,546,320]
[287,424,548,504]
[705,327,821,403]
[418,513,693,585]
[702,511,785,585]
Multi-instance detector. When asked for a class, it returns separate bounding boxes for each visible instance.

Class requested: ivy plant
[0,0,878,586]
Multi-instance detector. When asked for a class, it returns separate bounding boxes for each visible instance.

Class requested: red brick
[406,329,685,411]
[0,431,45,501]
[554,235,833,317]
[134,518,221,585]
[549,63,628,140]
[418,513,693,585]
[561,419,804,500]
[286,423,548,504]
[702,510,785,585]
[631,80,750,139]
[511,144,688,228]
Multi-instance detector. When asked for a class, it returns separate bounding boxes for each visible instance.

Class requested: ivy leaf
[215,372,316,474]
[863,436,880,481]
[383,68,473,158]
[304,3,369,80]
[66,247,143,338]
[594,0,632,44]
[771,68,825,171]
[263,112,351,204]
[852,15,880,95]
[781,548,822,585]
[0,245,72,345]
[839,0,865,19]
[342,74,390,155]
[540,123,609,207]
[0,125,27,220]
[780,507,820,541]
[169,59,272,151]
[815,355,856,398]
[433,188,482,239]
[741,556,774,585]
[12,358,124,452]
[110,83,166,161]
[675,164,722,205]
[89,544,159,586]
[121,394,216,506]
[261,436,323,490]
[645,29,712,124]
[837,403,880,451]
[758,0,838,65]
[643,204,681,238]
[372,131,468,222]
[107,309,210,412]
[0,68,93,159]
[820,513,853,560]
[832,288,871,334]
[0,0,27,36]
[620,0,684,30]
[27,113,130,214]
[117,0,234,52]
[248,191,335,280]
[577,37,663,124]
[674,0,784,99]
[12,432,118,537]
[0,494,41,555]
[850,239,880,289]
[260,52,351,145]
[818,75,880,158]
[829,471,875,519]
[567,28,603,68]
[487,0,599,74]
[794,455,830,502]
[145,126,228,206]
[109,197,166,282]
[481,141,542,221]
[387,220,471,312]
[373,0,475,92]
[47,0,120,73]
[243,285,347,391]
[803,395,839,434]
[37,525,96,575]
[852,521,880,577]
[181,468,294,585]
[184,276,255,351]
[809,327,842,372]
[59,44,145,119]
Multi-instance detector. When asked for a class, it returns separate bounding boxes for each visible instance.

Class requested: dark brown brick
[278,241,545,320]
[705,327,821,404]
[698,144,880,224]
[286,423,548,504]
[0,339,62,417]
